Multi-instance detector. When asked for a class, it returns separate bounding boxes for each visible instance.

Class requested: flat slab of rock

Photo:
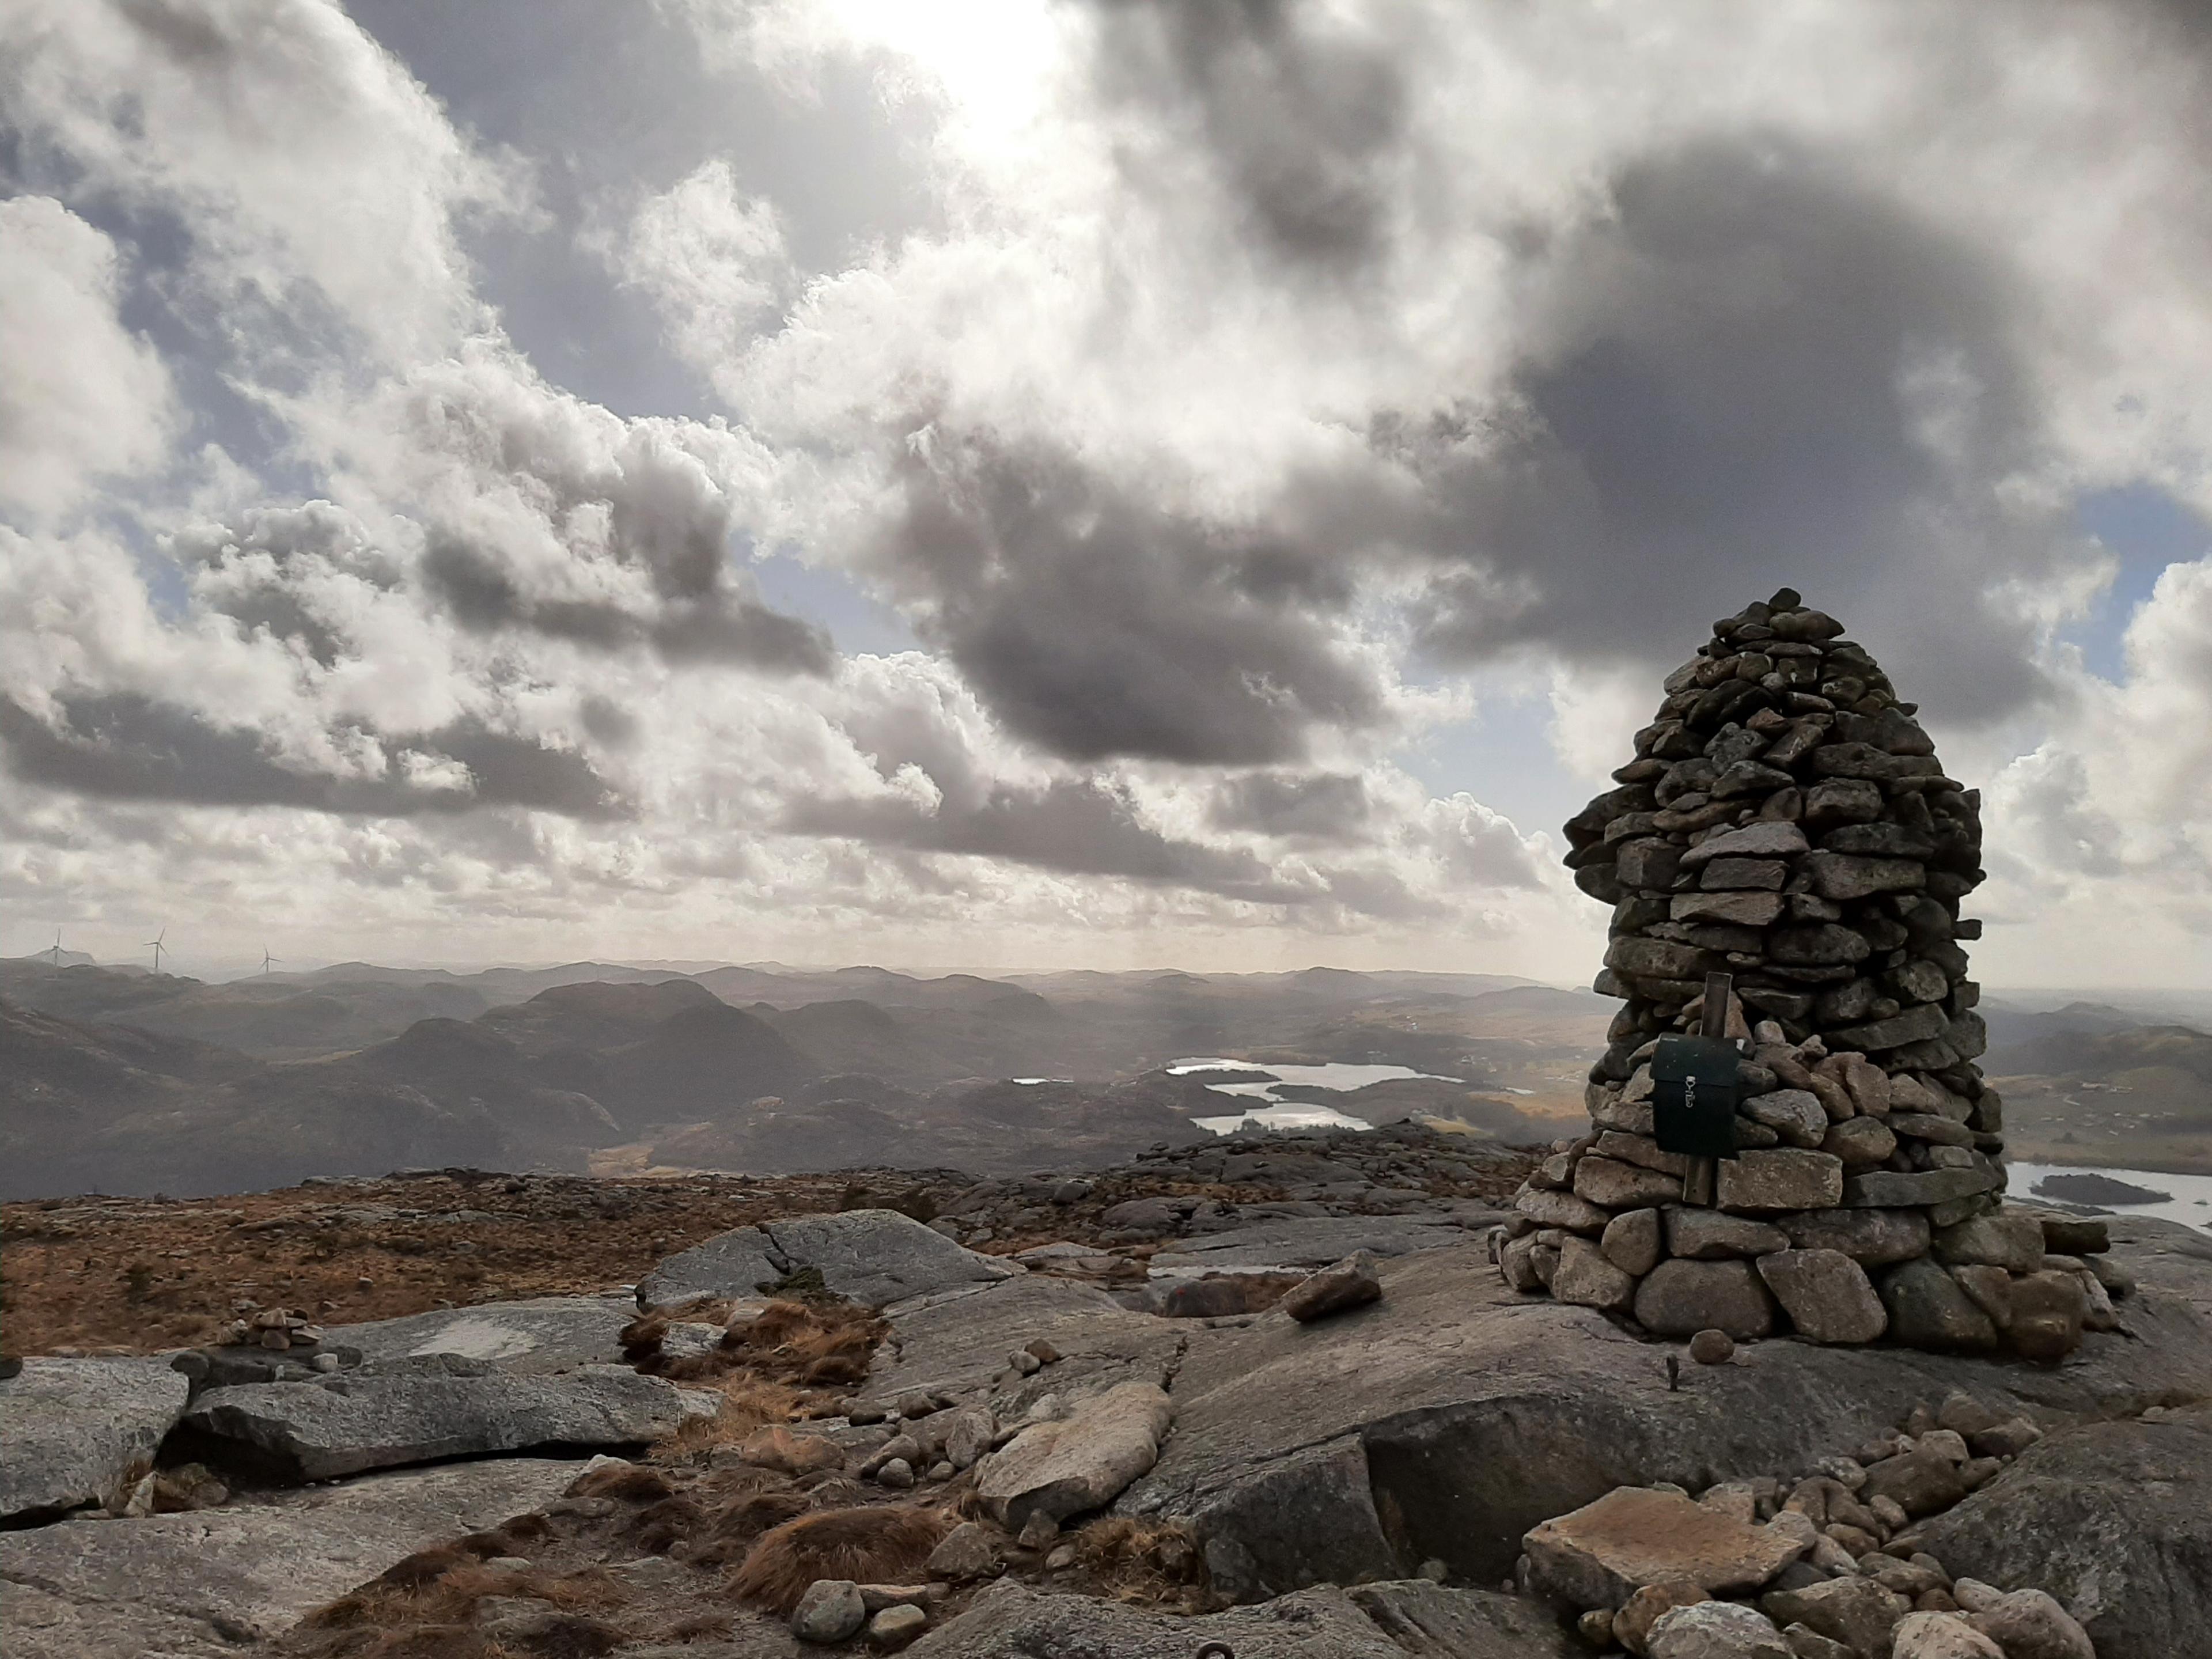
[906,1578,1576,1658]
[641,1209,1016,1309]
[858,1276,1185,1414]
[324,1294,635,1375]
[0,1457,577,1659]
[0,1358,191,1521]
[976,1382,1173,1530]
[181,1365,685,1478]
[1524,1487,1808,1608]
[1914,1408,2212,1659]
[1147,1215,1467,1275]
[1118,1228,2212,1603]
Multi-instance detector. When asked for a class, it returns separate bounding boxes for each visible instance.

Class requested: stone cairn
[1494,589,2115,1360]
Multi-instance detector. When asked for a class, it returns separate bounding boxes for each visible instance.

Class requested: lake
[2011,1161,2212,1234]
[1169,1057,1463,1137]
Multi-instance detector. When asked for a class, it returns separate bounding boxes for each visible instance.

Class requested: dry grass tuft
[1070,1516,1209,1605]
[657,1613,734,1642]
[628,1494,706,1555]
[733,1298,815,1350]
[566,1462,676,1503]
[309,1560,628,1634]
[690,1488,812,1567]
[368,1543,475,1592]
[650,1375,796,1460]
[618,1312,668,1362]
[800,1474,872,1509]
[728,1505,953,1614]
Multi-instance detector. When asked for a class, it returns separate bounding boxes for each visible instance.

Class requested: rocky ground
[3,1123,2208,1659]
[0,1124,1529,1357]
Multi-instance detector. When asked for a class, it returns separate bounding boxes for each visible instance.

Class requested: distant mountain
[1982,1003,2212,1174]
[0,960,1612,1198]
[1982,1002,2207,1078]
[0,961,491,1059]
[476,978,721,1058]
[692,963,1048,1013]
[592,1001,820,1129]
[1462,986,1612,1018]
[0,998,509,1199]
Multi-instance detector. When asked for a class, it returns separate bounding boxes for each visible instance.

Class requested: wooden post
[1684,970,1732,1207]
[1699,971,1733,1040]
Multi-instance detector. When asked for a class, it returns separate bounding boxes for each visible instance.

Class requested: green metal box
[1650,1033,1741,1160]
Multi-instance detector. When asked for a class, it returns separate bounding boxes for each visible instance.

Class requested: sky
[1,0,2209,987]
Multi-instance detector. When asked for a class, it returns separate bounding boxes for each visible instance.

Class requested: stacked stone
[1495,589,2107,1360]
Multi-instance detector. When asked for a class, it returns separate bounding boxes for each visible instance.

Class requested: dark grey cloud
[1330,136,2069,722]
[785,777,1300,900]
[870,433,1384,764]
[113,0,233,67]
[577,693,638,749]
[0,692,624,819]
[421,536,833,673]
[176,502,399,668]
[1093,0,1409,273]
[393,366,839,674]
[1210,770,1372,841]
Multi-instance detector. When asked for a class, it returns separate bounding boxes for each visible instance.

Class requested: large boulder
[1647,1600,1792,1658]
[0,1458,577,1659]
[904,1578,1577,1658]
[180,1364,687,1478]
[1118,1227,2212,1603]
[0,1358,191,1521]
[321,1294,635,1374]
[1759,1574,1910,1656]
[976,1382,1173,1531]
[1522,1487,1808,1609]
[641,1208,1018,1309]
[1148,1215,1468,1274]
[1914,1409,2212,1659]
[859,1275,1185,1415]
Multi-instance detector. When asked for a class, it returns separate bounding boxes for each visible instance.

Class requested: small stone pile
[217,1305,325,1351]
[1496,589,2107,1359]
[1519,1389,2100,1659]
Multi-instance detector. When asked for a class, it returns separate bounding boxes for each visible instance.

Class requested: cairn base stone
[1665,1209,1789,1260]
[1753,1250,1887,1345]
[1715,1150,1844,1213]
[1554,1237,1638,1313]
[1634,1260,1777,1341]
[1878,1260,1999,1354]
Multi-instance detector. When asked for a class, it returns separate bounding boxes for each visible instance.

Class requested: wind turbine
[47,930,62,968]
[146,927,167,975]
[262,946,282,976]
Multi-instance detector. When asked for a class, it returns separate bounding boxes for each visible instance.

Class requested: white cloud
[5,0,2212,984]
[0,198,177,527]
[606,160,793,372]
[1,0,528,371]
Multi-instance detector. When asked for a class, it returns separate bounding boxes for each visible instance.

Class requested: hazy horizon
[16,946,2212,1026]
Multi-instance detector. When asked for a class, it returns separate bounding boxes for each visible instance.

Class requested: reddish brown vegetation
[728,1505,954,1614]
[0,1168,880,1357]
